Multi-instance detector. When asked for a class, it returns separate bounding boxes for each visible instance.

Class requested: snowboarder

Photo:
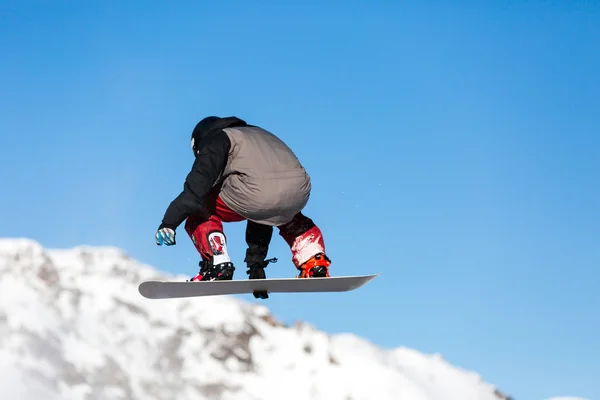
[155,116,331,287]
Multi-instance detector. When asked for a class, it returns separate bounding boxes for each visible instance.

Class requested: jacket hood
[191,116,247,155]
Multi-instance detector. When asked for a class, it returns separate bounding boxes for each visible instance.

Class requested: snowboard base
[138,274,378,299]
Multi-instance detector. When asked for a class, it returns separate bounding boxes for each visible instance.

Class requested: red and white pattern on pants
[184,196,244,261]
[184,197,326,268]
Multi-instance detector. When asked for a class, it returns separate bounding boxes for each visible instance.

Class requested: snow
[0,237,579,400]
[0,355,62,400]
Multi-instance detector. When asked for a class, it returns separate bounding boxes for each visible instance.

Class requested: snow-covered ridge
[0,237,575,400]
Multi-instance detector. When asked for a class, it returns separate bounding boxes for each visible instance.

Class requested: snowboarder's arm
[159,134,231,230]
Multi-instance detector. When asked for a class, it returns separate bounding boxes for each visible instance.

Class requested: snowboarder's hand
[156,227,176,246]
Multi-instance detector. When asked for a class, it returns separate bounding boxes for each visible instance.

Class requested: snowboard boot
[245,257,278,299]
[189,259,235,282]
[297,253,331,278]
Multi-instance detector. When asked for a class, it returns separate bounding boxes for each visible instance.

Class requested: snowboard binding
[188,259,235,282]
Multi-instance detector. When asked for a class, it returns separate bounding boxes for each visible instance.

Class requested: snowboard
[138,274,378,300]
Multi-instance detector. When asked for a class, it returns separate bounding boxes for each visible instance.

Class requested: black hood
[191,116,247,155]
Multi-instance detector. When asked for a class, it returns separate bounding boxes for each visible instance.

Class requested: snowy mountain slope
[0,237,517,400]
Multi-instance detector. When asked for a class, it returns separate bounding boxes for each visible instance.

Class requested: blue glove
[156,227,176,246]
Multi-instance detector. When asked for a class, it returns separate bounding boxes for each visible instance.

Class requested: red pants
[184,195,325,267]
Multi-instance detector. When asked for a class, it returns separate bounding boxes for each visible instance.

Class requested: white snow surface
[0,237,520,400]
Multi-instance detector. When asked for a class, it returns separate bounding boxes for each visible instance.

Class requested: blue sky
[1,1,598,399]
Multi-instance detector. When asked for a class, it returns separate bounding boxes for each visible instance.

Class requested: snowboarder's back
[218,124,312,226]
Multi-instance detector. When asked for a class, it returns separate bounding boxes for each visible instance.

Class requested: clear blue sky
[1,1,598,399]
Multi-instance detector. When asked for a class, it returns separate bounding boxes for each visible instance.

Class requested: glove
[246,257,278,300]
[156,227,176,246]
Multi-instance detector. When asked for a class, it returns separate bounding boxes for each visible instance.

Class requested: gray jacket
[159,117,311,231]
[218,126,311,226]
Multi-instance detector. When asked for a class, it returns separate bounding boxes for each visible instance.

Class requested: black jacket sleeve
[159,133,231,230]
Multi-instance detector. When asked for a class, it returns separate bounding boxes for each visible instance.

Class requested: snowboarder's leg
[278,212,331,278]
[183,195,245,281]
[244,221,276,299]
[245,221,274,268]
